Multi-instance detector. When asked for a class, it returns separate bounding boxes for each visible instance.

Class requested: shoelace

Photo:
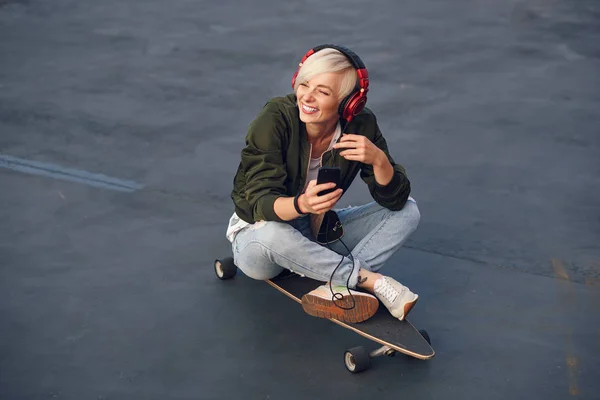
[375,278,402,304]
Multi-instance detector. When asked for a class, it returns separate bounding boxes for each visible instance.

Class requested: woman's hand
[333,134,386,166]
[299,180,343,215]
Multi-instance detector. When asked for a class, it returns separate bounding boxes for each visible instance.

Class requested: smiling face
[296,71,343,128]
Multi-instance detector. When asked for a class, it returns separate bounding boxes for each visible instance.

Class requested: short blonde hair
[293,48,358,101]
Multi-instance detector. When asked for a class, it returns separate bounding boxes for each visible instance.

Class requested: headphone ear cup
[337,93,352,118]
[341,91,368,121]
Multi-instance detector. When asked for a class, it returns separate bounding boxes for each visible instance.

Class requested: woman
[226,44,421,323]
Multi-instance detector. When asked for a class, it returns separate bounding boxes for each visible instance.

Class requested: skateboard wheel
[344,346,371,373]
[214,257,237,280]
[419,329,431,345]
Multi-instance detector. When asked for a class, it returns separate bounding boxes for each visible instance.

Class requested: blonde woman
[226,45,420,323]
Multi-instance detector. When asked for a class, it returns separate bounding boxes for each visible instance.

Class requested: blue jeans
[231,199,420,288]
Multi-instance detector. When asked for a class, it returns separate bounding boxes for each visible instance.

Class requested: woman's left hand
[333,134,385,166]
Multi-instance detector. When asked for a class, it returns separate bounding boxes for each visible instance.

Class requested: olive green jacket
[231,94,411,224]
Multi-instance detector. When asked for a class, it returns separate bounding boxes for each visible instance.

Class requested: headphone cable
[326,227,356,311]
[325,118,356,310]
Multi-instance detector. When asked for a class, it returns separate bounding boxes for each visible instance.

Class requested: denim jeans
[231,199,420,288]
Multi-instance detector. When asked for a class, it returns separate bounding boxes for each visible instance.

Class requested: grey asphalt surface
[1,0,599,399]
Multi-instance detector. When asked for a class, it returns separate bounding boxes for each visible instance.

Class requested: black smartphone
[316,166,341,196]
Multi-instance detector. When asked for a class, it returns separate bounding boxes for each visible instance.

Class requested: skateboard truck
[343,337,431,373]
[370,345,396,358]
[343,345,395,373]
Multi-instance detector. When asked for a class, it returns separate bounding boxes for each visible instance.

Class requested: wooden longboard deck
[267,274,435,360]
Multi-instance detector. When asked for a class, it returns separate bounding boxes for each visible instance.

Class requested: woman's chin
[299,112,318,123]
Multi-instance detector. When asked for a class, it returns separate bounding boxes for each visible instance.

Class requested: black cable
[325,117,356,310]
[326,229,356,310]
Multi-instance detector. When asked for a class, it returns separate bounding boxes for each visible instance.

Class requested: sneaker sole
[301,293,379,323]
[399,296,419,321]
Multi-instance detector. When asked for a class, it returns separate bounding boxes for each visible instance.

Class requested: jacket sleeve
[360,116,411,211]
[240,103,289,222]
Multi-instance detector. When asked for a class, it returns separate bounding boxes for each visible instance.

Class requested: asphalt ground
[1,0,599,399]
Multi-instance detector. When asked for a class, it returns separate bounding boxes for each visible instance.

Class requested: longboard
[267,273,435,360]
[214,257,434,372]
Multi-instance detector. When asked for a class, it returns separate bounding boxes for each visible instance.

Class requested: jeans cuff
[347,258,364,289]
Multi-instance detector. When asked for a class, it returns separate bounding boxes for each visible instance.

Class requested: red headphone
[291,44,369,124]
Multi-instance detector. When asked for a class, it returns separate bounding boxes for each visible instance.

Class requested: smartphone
[316,166,341,196]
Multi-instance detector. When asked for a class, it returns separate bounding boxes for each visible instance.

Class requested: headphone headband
[311,44,366,70]
[292,44,369,123]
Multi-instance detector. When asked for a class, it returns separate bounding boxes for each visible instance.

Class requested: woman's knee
[405,200,421,228]
[235,241,283,280]
[391,200,421,233]
[233,221,292,280]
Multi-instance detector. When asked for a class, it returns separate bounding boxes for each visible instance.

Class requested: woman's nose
[303,89,315,102]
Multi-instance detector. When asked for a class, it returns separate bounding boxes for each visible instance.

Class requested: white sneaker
[373,277,418,321]
[301,285,379,323]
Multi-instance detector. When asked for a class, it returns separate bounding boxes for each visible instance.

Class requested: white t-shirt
[305,123,341,190]
[226,123,341,243]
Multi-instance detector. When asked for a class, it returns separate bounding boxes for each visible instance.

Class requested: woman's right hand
[299,180,343,215]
